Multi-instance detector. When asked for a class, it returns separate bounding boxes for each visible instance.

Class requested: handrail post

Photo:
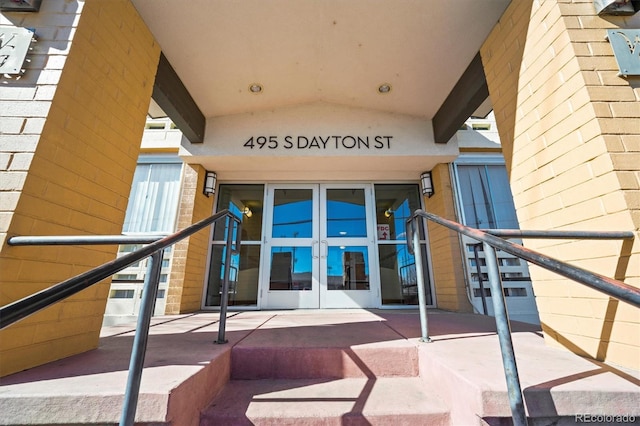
[473,243,489,315]
[216,217,238,344]
[483,242,527,426]
[120,249,164,426]
[412,217,431,343]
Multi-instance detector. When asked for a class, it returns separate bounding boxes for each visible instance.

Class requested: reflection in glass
[214,184,264,241]
[272,189,313,238]
[206,245,261,306]
[374,184,422,240]
[269,247,312,290]
[327,246,369,290]
[379,244,431,305]
[326,189,366,237]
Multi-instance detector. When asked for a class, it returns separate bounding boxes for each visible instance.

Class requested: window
[145,122,166,130]
[109,289,135,299]
[206,184,264,307]
[114,274,137,281]
[123,162,182,233]
[456,164,519,229]
[471,123,491,131]
[374,184,432,306]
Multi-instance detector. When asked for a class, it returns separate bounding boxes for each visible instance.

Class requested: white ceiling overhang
[132,0,510,123]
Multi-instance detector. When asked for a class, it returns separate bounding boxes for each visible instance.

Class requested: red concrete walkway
[0,310,637,425]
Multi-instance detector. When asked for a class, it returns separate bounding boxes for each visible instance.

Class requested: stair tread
[201,377,449,425]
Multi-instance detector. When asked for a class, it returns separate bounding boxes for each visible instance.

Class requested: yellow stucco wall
[425,163,473,313]
[0,0,160,376]
[481,0,639,369]
[166,164,215,314]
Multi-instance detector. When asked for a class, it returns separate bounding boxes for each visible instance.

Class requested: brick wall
[482,0,639,369]
[166,164,215,314]
[0,0,160,376]
[424,163,472,312]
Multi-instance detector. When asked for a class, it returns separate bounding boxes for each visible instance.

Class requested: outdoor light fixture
[593,0,639,15]
[378,84,392,94]
[384,208,393,218]
[420,171,434,198]
[203,171,217,197]
[0,0,42,12]
[243,207,253,218]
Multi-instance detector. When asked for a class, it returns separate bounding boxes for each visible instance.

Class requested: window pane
[374,184,422,240]
[214,184,264,242]
[206,245,261,306]
[379,244,431,305]
[269,247,312,290]
[272,189,313,238]
[109,289,135,299]
[326,189,367,237]
[327,246,369,290]
[485,166,519,229]
[457,165,519,229]
[123,163,182,233]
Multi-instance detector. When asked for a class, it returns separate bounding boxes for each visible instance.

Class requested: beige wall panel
[481,0,639,370]
[0,0,160,376]
[166,165,214,314]
[424,164,471,312]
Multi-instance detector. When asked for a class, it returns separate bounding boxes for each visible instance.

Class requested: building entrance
[261,184,376,309]
[204,182,433,310]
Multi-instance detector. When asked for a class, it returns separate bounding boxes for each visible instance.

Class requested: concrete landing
[0,310,638,426]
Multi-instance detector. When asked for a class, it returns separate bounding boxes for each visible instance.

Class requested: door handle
[312,240,319,259]
[321,240,328,258]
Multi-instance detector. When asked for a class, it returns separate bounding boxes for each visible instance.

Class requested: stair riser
[231,347,419,379]
[201,413,450,426]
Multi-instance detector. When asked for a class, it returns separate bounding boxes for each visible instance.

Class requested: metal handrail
[470,229,635,316]
[2,209,242,426]
[406,209,638,426]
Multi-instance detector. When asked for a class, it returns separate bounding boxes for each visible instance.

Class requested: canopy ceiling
[133,0,510,123]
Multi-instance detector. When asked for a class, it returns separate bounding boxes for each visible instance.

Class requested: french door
[260,184,377,308]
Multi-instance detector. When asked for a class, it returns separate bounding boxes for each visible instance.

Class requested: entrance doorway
[204,182,434,310]
[261,184,376,308]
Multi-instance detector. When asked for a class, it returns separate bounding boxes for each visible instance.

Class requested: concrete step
[200,377,450,426]
[230,311,419,379]
[231,344,419,379]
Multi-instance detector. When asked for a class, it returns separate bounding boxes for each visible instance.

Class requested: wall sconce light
[203,171,217,197]
[420,171,434,198]
[593,0,638,15]
[384,208,393,218]
[243,207,253,218]
[0,0,42,12]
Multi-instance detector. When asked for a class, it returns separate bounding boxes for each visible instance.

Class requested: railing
[1,209,242,426]
[406,209,638,426]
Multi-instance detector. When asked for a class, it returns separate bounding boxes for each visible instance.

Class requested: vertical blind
[123,163,182,233]
[456,164,519,229]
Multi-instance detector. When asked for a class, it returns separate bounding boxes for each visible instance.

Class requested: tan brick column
[166,164,215,314]
[424,164,473,313]
[481,0,639,369]
[0,0,159,376]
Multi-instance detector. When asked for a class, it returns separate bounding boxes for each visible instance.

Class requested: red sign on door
[377,224,390,240]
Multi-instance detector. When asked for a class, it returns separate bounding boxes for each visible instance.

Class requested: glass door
[261,184,320,308]
[261,183,377,309]
[320,184,376,308]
